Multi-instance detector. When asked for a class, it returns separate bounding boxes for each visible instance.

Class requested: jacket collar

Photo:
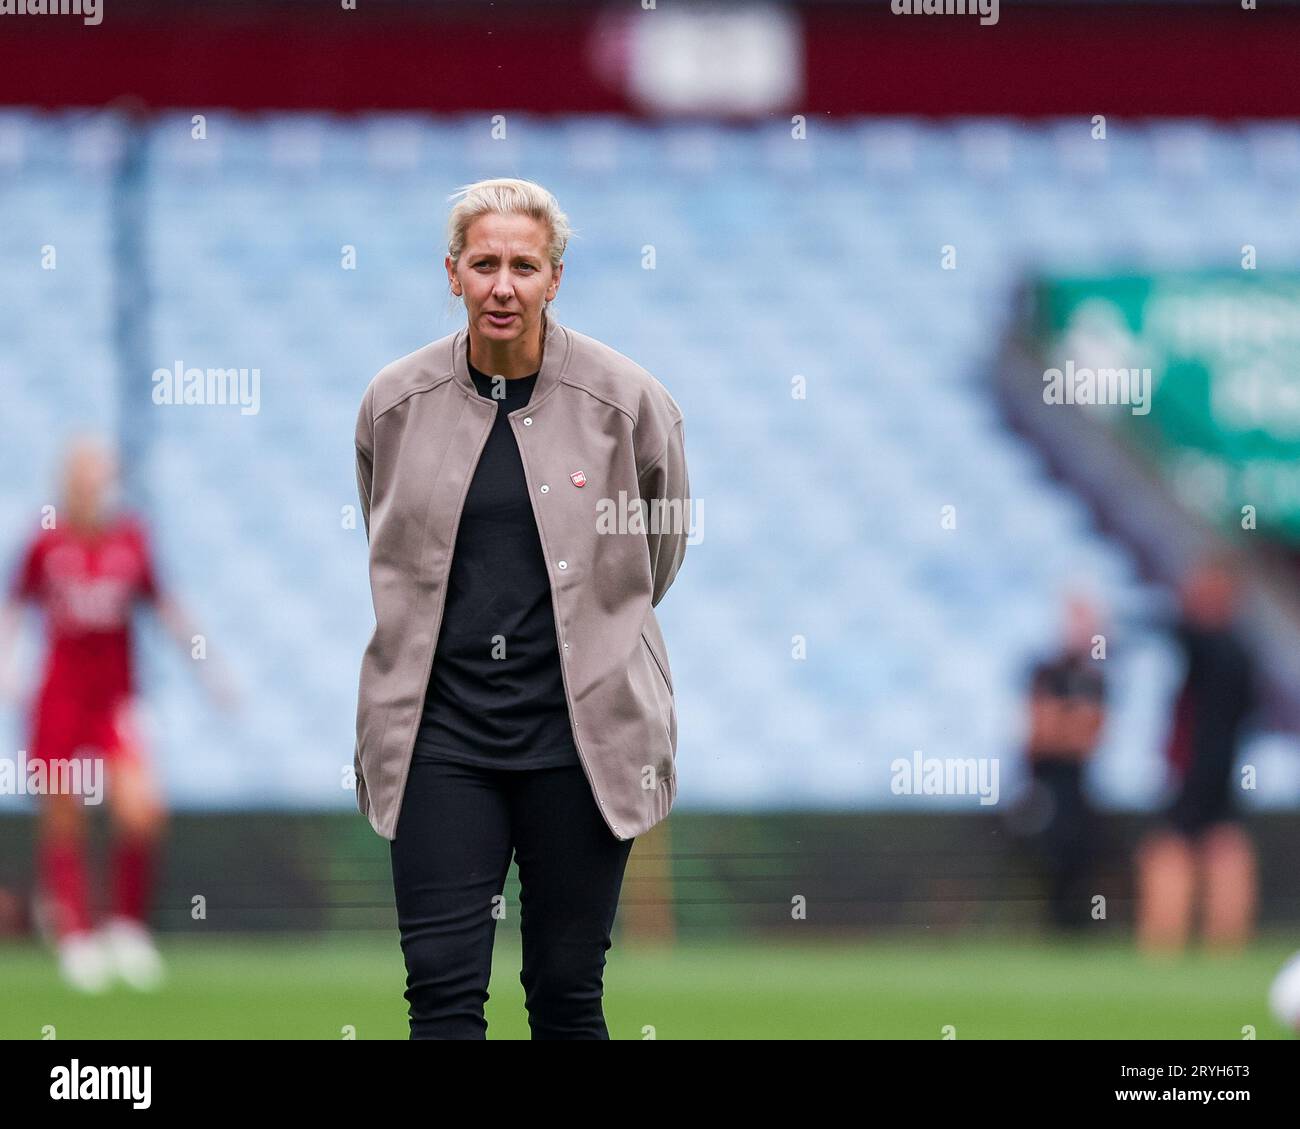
[451,311,565,410]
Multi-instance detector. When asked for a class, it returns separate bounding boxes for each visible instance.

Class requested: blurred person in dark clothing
[1008,593,1108,932]
[1136,553,1259,955]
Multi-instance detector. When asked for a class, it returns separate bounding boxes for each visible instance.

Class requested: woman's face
[447,213,561,345]
[1182,562,1237,627]
[64,441,116,526]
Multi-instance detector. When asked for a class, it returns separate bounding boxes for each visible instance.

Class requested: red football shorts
[27,691,145,768]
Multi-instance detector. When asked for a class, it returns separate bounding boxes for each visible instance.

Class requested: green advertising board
[1035,272,1300,545]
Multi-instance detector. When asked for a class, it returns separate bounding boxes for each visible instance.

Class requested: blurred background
[1,0,1299,1038]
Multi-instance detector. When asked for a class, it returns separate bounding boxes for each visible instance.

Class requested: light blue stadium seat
[4,110,1298,818]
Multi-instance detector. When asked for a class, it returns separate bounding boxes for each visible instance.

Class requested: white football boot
[57,930,114,994]
[99,916,166,991]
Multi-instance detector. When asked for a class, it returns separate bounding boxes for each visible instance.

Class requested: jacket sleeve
[355,382,375,542]
[639,414,690,608]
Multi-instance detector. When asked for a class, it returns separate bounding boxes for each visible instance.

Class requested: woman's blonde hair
[445,177,575,314]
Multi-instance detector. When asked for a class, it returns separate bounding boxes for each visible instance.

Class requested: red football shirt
[10,514,161,703]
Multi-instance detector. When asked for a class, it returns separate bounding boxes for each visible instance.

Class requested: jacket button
[557,560,568,569]
[540,484,549,493]
[523,417,533,426]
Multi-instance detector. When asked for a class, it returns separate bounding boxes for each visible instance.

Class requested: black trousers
[388,757,635,1039]
[1030,760,1093,931]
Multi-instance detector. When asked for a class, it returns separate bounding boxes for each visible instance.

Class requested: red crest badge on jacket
[570,470,587,487]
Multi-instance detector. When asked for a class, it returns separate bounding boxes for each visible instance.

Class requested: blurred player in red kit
[0,436,235,992]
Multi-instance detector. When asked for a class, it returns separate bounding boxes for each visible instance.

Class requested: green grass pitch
[2,933,1296,1039]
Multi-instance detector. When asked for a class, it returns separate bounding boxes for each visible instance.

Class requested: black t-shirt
[1020,649,1106,779]
[412,354,581,770]
[1166,621,1256,831]
[1029,652,1106,706]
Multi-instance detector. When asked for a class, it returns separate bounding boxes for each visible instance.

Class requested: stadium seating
[3,110,1297,815]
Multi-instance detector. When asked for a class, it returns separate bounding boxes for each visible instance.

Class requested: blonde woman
[353,178,690,1038]
[0,437,234,992]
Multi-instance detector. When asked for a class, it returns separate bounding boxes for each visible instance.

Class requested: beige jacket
[353,313,690,841]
